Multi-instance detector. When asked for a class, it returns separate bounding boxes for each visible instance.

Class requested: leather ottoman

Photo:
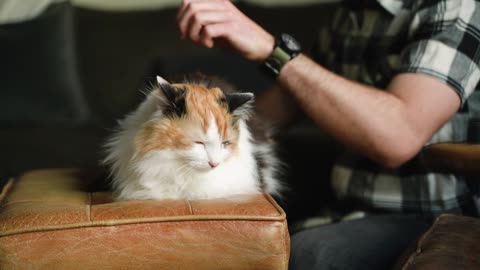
[0,169,289,269]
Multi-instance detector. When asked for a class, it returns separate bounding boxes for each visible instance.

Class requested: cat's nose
[208,161,219,168]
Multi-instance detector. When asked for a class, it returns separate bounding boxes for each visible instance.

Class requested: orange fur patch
[175,84,230,139]
[135,119,190,156]
[135,84,241,156]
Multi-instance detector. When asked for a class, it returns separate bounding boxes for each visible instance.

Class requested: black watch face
[281,33,301,52]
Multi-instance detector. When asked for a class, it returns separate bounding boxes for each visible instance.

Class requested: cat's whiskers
[138,89,149,97]
[138,79,159,97]
[176,162,195,179]
[149,91,163,100]
[175,163,197,193]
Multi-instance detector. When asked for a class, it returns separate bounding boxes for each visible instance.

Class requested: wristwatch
[261,33,302,77]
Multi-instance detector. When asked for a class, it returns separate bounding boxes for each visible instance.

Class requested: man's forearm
[277,54,427,168]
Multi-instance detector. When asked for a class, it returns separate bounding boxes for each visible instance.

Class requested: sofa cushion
[398,214,480,269]
[0,169,289,269]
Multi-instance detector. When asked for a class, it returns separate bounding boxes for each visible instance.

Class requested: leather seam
[0,218,284,237]
[0,199,286,237]
[87,192,92,222]
[186,200,194,215]
[0,179,15,205]
[281,220,288,270]
[264,193,286,218]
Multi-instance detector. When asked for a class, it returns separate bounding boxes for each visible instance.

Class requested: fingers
[200,22,232,48]
[178,0,208,38]
[188,11,230,43]
[177,0,274,61]
[177,0,230,40]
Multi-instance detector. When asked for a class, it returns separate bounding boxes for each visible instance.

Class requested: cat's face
[135,77,253,172]
[182,112,236,171]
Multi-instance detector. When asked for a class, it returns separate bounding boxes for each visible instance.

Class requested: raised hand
[177,0,275,62]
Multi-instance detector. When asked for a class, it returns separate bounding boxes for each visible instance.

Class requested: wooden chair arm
[418,143,480,176]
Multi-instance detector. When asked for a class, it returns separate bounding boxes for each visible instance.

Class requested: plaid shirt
[314,0,480,217]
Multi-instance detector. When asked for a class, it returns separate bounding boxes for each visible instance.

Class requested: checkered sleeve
[397,0,480,105]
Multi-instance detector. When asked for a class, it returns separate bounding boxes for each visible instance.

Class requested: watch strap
[261,33,301,77]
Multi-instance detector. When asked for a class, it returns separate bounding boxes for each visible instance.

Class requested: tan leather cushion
[0,169,289,270]
[399,214,480,270]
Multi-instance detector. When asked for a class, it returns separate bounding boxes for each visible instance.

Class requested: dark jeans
[289,214,431,270]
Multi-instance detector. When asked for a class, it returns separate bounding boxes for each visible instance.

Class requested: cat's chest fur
[103,74,281,200]
[139,145,258,200]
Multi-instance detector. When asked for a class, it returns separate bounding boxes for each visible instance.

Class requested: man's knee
[289,226,370,270]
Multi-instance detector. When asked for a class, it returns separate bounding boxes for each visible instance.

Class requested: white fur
[103,88,281,200]
[253,142,283,195]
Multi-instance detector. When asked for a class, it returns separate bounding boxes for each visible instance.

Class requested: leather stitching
[87,192,92,222]
[186,200,194,215]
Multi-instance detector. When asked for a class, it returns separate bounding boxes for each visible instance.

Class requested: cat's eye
[222,141,231,147]
[194,141,205,145]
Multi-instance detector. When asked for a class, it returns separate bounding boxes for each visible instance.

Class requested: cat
[103,74,282,200]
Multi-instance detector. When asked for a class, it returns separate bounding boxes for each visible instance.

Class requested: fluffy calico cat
[103,74,282,200]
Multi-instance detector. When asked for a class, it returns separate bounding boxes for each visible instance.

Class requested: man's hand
[177,0,275,62]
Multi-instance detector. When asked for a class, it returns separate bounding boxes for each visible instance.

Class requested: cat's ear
[156,76,169,85]
[156,75,186,117]
[225,93,254,118]
[156,76,175,102]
